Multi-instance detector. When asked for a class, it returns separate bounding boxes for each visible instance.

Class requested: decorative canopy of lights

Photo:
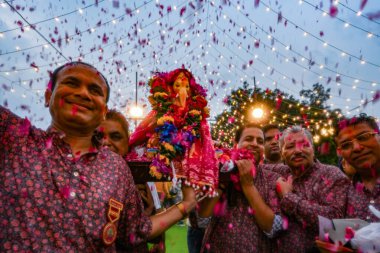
[0,0,379,130]
[211,84,343,147]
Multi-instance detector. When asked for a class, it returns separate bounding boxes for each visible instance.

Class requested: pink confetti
[112,0,119,8]
[60,185,71,199]
[345,227,355,241]
[324,232,330,242]
[72,104,78,116]
[47,81,52,91]
[179,6,186,17]
[277,12,282,23]
[319,142,330,155]
[282,216,288,230]
[276,181,282,194]
[30,62,39,72]
[254,0,260,8]
[247,207,256,215]
[355,182,364,193]
[359,0,368,11]
[228,223,233,229]
[129,233,136,243]
[45,137,53,150]
[372,90,380,103]
[329,5,338,17]
[367,11,380,20]
[227,117,235,124]
[102,33,109,44]
[326,192,333,202]
[213,198,227,217]
[276,95,282,110]
[18,117,31,136]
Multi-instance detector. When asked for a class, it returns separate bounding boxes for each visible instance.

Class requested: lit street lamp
[129,105,143,119]
[252,107,264,119]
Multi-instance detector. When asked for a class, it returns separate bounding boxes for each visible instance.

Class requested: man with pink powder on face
[262,125,350,253]
[334,114,380,223]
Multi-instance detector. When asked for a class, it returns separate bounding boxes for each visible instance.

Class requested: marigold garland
[147,69,210,179]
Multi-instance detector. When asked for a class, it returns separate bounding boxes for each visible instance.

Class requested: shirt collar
[46,126,66,139]
[291,160,319,180]
[46,126,101,154]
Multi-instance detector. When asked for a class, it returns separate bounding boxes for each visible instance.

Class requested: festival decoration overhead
[0,0,379,129]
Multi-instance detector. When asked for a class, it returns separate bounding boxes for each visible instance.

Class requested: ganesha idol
[128,68,219,197]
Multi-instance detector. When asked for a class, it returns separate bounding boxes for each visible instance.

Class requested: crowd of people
[1,62,379,252]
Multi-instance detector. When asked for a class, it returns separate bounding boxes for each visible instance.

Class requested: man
[0,62,196,252]
[263,124,282,164]
[270,125,350,253]
[100,109,130,157]
[100,109,166,252]
[200,124,282,253]
[335,114,380,222]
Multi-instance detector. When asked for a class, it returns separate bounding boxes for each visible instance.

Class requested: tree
[211,82,343,165]
[300,83,331,109]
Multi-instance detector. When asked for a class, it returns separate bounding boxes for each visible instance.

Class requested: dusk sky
[1,0,379,130]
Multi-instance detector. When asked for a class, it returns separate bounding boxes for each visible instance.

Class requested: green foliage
[211,82,343,164]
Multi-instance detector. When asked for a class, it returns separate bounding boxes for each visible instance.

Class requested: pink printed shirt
[201,168,281,253]
[263,162,350,253]
[0,106,152,252]
[346,177,380,222]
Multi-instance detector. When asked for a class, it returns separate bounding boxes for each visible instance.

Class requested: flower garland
[147,69,210,179]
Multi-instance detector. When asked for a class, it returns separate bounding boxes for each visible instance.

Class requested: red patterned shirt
[346,178,380,222]
[201,168,281,253]
[263,162,350,253]
[0,106,152,252]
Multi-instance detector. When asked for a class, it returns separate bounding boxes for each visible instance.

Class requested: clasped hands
[276,176,293,198]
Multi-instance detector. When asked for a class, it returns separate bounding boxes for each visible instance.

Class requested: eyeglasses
[338,132,378,151]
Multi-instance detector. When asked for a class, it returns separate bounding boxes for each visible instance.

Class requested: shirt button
[73,171,79,177]
[370,200,375,204]
[67,154,73,158]
[366,216,370,220]
[70,191,76,198]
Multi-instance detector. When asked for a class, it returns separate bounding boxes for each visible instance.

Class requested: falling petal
[367,11,380,20]
[282,216,288,230]
[45,137,53,150]
[72,104,78,116]
[359,0,368,11]
[129,233,136,244]
[320,142,330,155]
[18,117,31,136]
[180,6,186,17]
[329,5,338,17]
[60,185,71,199]
[344,227,355,241]
[372,90,380,103]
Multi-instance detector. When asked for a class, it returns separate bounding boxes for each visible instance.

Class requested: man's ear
[44,89,52,107]
[103,106,108,120]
